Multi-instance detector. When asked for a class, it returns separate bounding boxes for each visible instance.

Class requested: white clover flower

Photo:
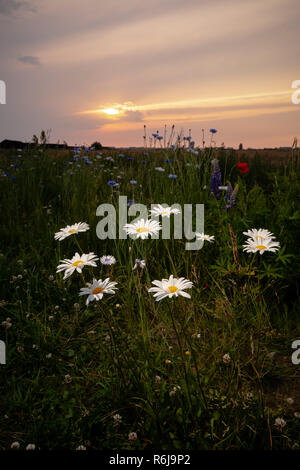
[79,278,118,306]
[242,238,280,255]
[123,218,161,240]
[148,274,193,301]
[223,353,231,364]
[128,432,137,441]
[274,417,286,431]
[100,255,116,265]
[195,232,215,243]
[56,252,98,280]
[133,259,146,270]
[54,222,89,241]
[26,444,35,451]
[150,204,181,218]
[11,442,20,449]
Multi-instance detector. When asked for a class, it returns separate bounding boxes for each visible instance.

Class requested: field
[0,144,299,450]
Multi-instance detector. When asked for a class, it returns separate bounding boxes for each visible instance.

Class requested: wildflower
[127,199,135,206]
[274,417,286,431]
[243,228,275,241]
[123,218,161,240]
[148,274,193,301]
[155,167,165,172]
[195,232,215,243]
[150,204,181,218]
[64,374,72,384]
[100,255,116,265]
[76,445,86,450]
[133,259,146,270]
[210,159,222,198]
[242,238,280,255]
[48,275,54,281]
[79,278,118,306]
[128,432,137,441]
[225,183,239,209]
[113,414,122,425]
[56,252,98,280]
[107,180,118,186]
[46,353,52,358]
[130,180,137,185]
[11,442,20,449]
[286,397,294,405]
[168,174,177,179]
[54,222,89,241]
[26,444,35,451]
[223,353,231,364]
[155,375,161,383]
[2,319,12,329]
[210,129,217,134]
[165,359,171,364]
[237,162,249,174]
[294,412,300,418]
[74,303,80,310]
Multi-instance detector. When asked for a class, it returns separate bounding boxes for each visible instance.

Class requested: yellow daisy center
[92,286,104,295]
[137,227,149,233]
[162,211,169,214]
[72,260,84,267]
[168,286,178,293]
[68,229,77,233]
[256,245,267,250]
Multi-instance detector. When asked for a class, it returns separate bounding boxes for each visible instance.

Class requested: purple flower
[168,174,177,179]
[107,180,118,186]
[210,159,221,198]
[210,129,217,134]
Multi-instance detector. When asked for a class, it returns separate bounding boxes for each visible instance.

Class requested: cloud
[0,0,34,15]
[18,55,41,66]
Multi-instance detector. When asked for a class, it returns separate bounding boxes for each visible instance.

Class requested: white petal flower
[133,258,146,270]
[79,278,118,305]
[100,255,116,265]
[123,218,162,240]
[56,252,98,280]
[243,228,275,241]
[148,274,193,301]
[242,238,280,255]
[155,167,165,172]
[150,204,181,218]
[54,222,89,241]
[195,232,215,243]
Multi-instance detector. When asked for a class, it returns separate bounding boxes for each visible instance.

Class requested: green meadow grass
[0,145,299,450]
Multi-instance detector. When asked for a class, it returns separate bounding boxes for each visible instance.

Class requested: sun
[103,107,120,115]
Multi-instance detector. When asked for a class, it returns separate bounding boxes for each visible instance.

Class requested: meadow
[0,142,299,450]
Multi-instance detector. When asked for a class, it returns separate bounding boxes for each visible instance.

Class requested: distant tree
[91,141,102,150]
[239,143,243,150]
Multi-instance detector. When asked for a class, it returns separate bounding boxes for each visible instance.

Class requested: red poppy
[237,162,249,174]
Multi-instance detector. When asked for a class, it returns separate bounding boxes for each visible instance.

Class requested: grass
[0,144,299,450]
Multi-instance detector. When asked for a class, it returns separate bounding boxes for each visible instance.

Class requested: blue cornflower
[119,153,124,157]
[168,174,177,179]
[130,180,137,185]
[127,199,135,206]
[141,160,147,164]
[209,128,217,134]
[127,157,133,161]
[165,159,172,163]
[107,180,118,186]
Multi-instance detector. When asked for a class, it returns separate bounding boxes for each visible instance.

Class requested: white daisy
[123,218,162,240]
[79,278,118,305]
[148,274,193,301]
[195,232,215,243]
[243,228,275,241]
[56,252,98,279]
[155,167,165,172]
[100,255,116,265]
[242,238,280,255]
[54,222,89,241]
[150,204,181,218]
[133,258,146,270]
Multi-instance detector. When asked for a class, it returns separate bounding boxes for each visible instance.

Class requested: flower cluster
[237,162,249,174]
[242,228,280,255]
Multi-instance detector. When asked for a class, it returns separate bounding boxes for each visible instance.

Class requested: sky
[0,0,299,148]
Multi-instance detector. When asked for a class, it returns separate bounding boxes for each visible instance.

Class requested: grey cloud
[18,55,41,66]
[0,0,34,15]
